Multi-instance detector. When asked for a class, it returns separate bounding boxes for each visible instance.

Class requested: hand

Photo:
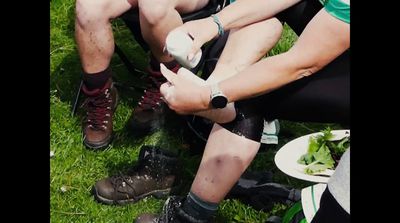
[171,17,219,61]
[159,64,210,114]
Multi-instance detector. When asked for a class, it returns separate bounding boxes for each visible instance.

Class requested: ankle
[83,67,113,90]
[180,191,218,222]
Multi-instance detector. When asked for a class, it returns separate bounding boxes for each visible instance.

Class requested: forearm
[220,52,304,102]
[216,0,301,30]
[205,9,350,105]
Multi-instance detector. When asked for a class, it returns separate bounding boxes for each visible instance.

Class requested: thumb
[160,63,177,85]
[160,82,173,100]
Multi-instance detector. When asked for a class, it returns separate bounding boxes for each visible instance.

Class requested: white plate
[274,129,350,183]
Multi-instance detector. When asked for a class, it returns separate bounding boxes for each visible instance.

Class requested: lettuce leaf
[297,128,349,175]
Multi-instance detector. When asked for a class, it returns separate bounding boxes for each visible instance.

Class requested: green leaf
[303,144,335,174]
[320,127,333,141]
[313,144,335,168]
[305,164,329,175]
[298,153,314,165]
[234,215,242,221]
[307,136,320,154]
[336,136,350,154]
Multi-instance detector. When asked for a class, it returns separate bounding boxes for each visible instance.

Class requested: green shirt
[320,0,350,24]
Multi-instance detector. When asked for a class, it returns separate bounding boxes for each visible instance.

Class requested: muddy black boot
[135,196,213,223]
[92,146,181,205]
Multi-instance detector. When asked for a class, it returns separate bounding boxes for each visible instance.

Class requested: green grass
[50,0,342,222]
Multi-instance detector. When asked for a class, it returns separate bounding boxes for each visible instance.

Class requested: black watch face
[211,95,228,108]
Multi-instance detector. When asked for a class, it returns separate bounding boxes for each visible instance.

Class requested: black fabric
[221,50,349,140]
[276,0,323,36]
[226,170,300,213]
[201,31,230,80]
[259,50,350,124]
[310,188,350,223]
[181,191,218,221]
[219,99,264,141]
[82,67,113,90]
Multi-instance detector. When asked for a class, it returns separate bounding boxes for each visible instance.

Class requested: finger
[187,34,203,61]
[160,82,173,100]
[160,63,178,84]
[177,67,206,86]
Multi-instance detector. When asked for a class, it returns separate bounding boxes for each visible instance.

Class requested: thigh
[216,18,283,73]
[137,0,209,15]
[259,50,350,124]
[76,0,137,19]
[174,0,210,14]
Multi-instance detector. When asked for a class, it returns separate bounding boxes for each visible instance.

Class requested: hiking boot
[81,78,118,149]
[127,65,180,136]
[92,146,181,205]
[135,196,212,223]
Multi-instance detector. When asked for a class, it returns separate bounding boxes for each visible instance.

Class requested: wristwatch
[210,83,228,109]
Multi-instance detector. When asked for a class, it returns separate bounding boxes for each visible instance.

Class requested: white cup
[165,30,202,69]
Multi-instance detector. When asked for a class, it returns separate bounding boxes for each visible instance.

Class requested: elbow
[285,53,324,80]
[284,50,332,80]
[294,65,320,79]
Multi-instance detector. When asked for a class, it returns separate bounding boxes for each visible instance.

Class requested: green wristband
[211,14,224,36]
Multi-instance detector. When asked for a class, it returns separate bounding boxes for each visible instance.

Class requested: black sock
[149,54,178,71]
[83,67,113,90]
[181,191,218,221]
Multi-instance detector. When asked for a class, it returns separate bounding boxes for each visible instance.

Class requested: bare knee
[263,17,284,40]
[243,17,283,44]
[139,0,173,26]
[75,0,112,28]
[252,18,283,56]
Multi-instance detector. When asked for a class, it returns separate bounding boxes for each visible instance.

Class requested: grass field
[50,0,342,222]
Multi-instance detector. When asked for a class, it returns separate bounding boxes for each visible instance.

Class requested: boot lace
[82,88,112,131]
[138,74,167,110]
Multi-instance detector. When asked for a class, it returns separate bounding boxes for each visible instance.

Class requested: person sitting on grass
[90,1,284,206]
[75,0,222,206]
[135,0,350,221]
[76,0,211,150]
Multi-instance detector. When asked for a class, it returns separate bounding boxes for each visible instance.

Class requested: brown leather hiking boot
[81,78,118,149]
[127,65,180,136]
[92,146,181,205]
[135,196,212,223]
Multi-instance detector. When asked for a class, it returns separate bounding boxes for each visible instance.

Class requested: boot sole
[92,186,171,205]
[84,134,113,150]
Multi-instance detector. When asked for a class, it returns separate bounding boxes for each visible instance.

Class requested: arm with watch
[210,83,228,109]
[160,8,350,114]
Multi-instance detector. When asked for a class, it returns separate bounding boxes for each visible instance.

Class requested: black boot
[92,146,181,205]
[135,196,212,223]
